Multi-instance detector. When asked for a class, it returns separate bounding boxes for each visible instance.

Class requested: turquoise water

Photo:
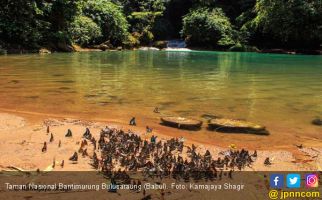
[0,51,322,148]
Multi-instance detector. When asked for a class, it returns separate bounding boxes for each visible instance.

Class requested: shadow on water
[54,80,75,84]
[52,74,64,77]
[58,87,71,90]
[25,96,39,99]
[8,80,19,84]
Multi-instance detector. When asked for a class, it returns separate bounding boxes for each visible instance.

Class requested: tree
[0,0,49,49]
[68,16,102,46]
[83,0,129,46]
[182,8,235,48]
[250,0,322,48]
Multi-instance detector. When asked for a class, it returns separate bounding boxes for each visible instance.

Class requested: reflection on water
[0,51,322,148]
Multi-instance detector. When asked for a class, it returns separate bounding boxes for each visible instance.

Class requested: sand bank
[0,112,321,172]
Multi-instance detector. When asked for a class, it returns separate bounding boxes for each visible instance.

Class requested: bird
[49,133,54,142]
[264,157,272,165]
[146,126,153,133]
[65,129,72,137]
[129,117,136,126]
[69,152,78,162]
[153,107,160,113]
[42,142,47,152]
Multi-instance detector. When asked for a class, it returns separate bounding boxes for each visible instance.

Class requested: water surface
[1,51,322,149]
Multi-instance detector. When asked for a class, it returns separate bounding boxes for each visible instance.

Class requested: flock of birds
[41,118,273,183]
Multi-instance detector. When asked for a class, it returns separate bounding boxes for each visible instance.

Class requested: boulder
[160,116,202,130]
[208,118,268,135]
[39,48,51,54]
[312,118,322,126]
[153,41,168,49]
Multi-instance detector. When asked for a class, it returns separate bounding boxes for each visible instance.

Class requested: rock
[260,49,295,54]
[139,47,160,51]
[153,41,168,49]
[92,41,113,51]
[208,118,268,135]
[160,116,202,130]
[312,118,322,126]
[39,48,51,54]
[57,42,74,52]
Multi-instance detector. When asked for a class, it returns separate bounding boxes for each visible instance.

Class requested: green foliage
[83,0,129,46]
[182,8,235,47]
[68,16,102,46]
[123,32,140,48]
[0,0,321,51]
[229,42,259,52]
[152,18,174,40]
[129,11,162,31]
[250,0,322,48]
[140,29,154,45]
[0,0,49,48]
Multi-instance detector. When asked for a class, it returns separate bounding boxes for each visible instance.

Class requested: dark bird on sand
[153,107,160,113]
[58,140,61,147]
[129,117,136,126]
[61,160,64,168]
[146,126,153,133]
[49,133,54,142]
[65,129,72,137]
[69,152,78,162]
[264,157,272,166]
[252,150,257,157]
[83,128,92,139]
[42,142,47,152]
[46,126,50,134]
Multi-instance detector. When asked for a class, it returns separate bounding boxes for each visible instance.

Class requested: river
[0,50,321,149]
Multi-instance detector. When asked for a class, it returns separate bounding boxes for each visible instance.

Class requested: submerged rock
[160,116,202,130]
[312,118,322,126]
[208,118,268,135]
[39,48,51,54]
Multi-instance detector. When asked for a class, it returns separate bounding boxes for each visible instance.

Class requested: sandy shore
[0,112,321,172]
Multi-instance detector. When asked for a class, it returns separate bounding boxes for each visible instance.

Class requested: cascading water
[165,39,191,51]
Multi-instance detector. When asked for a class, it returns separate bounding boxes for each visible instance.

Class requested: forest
[0,0,322,53]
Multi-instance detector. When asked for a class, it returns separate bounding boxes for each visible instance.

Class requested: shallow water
[0,51,322,149]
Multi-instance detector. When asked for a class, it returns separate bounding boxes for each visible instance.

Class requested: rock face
[208,118,268,135]
[160,116,202,130]
[312,118,322,126]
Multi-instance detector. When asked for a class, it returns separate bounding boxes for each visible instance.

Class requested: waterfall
[165,40,191,51]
